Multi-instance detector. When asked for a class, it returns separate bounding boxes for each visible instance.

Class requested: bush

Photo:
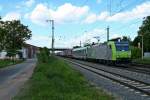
[38,47,50,63]
[131,46,141,59]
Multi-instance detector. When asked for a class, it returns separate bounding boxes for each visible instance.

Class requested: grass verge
[133,58,150,65]
[14,56,114,100]
[0,59,23,68]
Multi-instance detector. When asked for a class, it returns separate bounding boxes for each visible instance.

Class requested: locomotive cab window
[115,43,129,51]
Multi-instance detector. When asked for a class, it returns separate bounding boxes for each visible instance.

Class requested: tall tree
[1,20,32,57]
[136,16,150,52]
[0,17,7,51]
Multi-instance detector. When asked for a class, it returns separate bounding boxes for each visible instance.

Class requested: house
[22,44,40,59]
[0,50,7,59]
[0,44,40,59]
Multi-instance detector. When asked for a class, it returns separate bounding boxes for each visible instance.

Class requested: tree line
[133,16,150,52]
[0,17,32,57]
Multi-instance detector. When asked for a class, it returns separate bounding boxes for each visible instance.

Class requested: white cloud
[26,34,70,48]
[69,28,106,47]
[25,3,89,25]
[27,35,50,47]
[97,11,109,20]
[83,13,97,23]
[51,3,89,23]
[27,29,122,48]
[25,0,35,7]
[84,1,150,23]
[27,4,50,25]
[27,28,106,48]
[107,1,150,21]
[111,34,121,39]
[83,11,108,24]
[2,12,21,21]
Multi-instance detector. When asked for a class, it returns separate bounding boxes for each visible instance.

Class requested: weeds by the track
[133,58,150,65]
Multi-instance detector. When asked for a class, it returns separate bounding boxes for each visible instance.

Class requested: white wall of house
[21,47,28,59]
[0,50,20,59]
[0,45,38,59]
[144,52,150,58]
[0,51,7,59]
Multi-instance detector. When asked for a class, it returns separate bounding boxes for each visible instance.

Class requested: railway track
[114,64,150,75]
[65,57,150,75]
[65,58,150,97]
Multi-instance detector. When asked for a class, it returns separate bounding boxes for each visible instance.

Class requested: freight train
[58,40,131,64]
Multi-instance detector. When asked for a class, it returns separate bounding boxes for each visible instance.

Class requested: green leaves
[38,47,50,63]
[0,19,32,57]
[133,16,150,52]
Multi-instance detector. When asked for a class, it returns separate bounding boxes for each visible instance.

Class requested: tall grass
[14,48,114,100]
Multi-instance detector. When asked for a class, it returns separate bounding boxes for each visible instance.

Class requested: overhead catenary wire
[108,0,145,38]
[114,20,142,31]
[112,0,144,16]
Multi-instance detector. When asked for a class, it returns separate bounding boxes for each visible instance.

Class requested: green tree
[132,36,141,47]
[0,17,7,51]
[38,47,50,63]
[3,20,32,57]
[122,36,131,42]
[136,16,150,52]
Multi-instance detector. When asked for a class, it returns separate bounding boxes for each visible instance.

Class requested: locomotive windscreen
[115,42,129,51]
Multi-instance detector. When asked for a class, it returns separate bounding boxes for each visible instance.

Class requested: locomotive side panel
[87,44,112,60]
[72,47,87,59]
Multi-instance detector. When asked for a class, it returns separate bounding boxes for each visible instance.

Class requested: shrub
[38,47,50,63]
[131,46,141,59]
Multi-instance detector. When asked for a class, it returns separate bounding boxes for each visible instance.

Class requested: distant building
[144,52,150,58]
[22,44,40,59]
[0,44,40,59]
[0,50,7,59]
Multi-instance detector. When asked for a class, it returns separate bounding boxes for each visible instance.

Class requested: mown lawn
[0,59,23,68]
[14,56,114,100]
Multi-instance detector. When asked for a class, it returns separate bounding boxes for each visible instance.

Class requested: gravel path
[66,60,150,100]
[0,59,36,100]
[72,59,150,84]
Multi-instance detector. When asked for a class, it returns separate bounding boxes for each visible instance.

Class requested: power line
[113,0,144,16]
[114,20,141,31]
[110,0,144,35]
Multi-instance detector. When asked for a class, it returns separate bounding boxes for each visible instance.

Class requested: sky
[0,0,150,48]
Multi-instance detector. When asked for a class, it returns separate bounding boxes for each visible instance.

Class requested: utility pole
[46,20,55,54]
[80,41,81,47]
[142,35,143,59]
[106,0,111,42]
[139,35,144,59]
[107,26,109,42]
